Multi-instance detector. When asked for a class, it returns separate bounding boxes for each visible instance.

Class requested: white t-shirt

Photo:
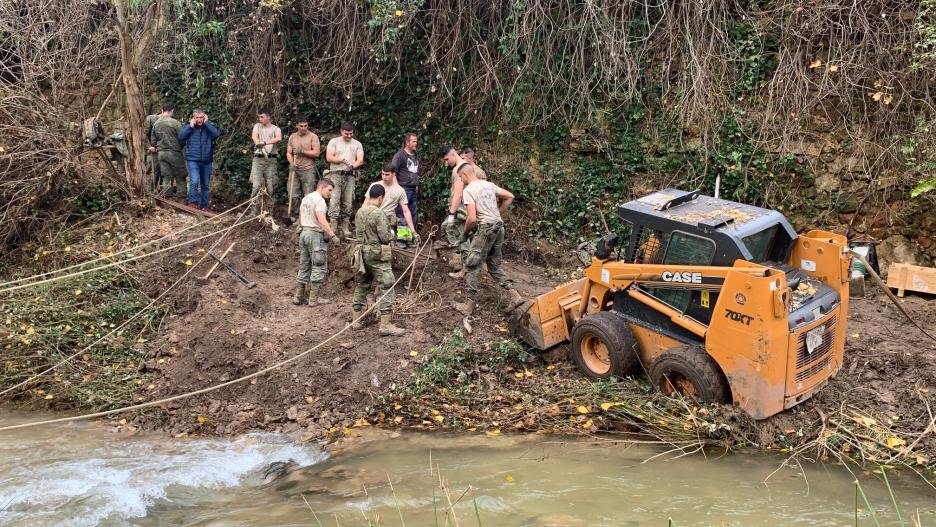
[327,137,363,171]
[253,123,282,156]
[300,191,328,231]
[367,181,408,216]
[462,180,505,225]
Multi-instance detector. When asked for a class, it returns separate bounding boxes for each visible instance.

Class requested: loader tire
[570,312,639,380]
[649,346,731,404]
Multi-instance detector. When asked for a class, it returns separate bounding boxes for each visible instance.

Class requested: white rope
[0,207,261,295]
[0,205,263,399]
[0,197,256,289]
[0,232,435,432]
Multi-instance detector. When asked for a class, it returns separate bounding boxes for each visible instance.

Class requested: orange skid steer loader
[510,189,851,419]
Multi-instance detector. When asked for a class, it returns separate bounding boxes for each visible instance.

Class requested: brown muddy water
[0,415,934,526]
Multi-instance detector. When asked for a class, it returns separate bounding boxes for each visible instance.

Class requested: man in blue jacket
[178,109,220,210]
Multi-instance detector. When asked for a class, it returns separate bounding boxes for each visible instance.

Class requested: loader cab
[614,188,797,267]
[606,189,797,328]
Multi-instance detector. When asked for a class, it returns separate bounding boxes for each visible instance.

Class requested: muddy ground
[129,206,569,438]
[19,203,934,470]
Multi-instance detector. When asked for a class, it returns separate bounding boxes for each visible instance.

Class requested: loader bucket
[508,278,588,350]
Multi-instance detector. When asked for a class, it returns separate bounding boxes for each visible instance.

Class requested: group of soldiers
[293,139,525,339]
[145,103,524,338]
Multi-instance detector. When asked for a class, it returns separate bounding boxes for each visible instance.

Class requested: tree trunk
[113,0,166,195]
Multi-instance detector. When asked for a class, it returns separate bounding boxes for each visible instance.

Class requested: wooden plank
[153,195,218,219]
[886,262,936,297]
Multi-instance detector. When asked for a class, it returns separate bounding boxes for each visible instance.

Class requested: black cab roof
[617,189,797,265]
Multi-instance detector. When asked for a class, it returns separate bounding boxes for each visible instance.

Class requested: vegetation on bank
[0,212,162,411]
[377,332,936,483]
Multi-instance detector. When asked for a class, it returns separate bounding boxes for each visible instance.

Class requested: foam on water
[0,430,326,526]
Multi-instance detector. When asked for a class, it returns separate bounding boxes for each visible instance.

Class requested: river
[0,415,933,526]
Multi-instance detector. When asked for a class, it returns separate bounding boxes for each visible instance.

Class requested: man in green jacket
[150,103,187,195]
[350,184,405,337]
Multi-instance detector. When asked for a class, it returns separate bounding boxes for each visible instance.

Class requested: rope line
[0,197,255,290]
[0,231,436,432]
[0,204,262,399]
[0,203,261,295]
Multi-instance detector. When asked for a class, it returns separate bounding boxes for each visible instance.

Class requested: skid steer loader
[510,189,851,419]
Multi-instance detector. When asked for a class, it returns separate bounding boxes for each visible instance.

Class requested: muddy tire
[649,346,731,404]
[570,311,639,380]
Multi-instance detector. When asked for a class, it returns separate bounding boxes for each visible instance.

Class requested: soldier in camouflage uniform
[295,178,339,306]
[452,163,524,317]
[144,107,164,193]
[150,104,187,195]
[350,184,405,336]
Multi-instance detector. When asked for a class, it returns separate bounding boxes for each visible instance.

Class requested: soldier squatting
[144,104,524,338]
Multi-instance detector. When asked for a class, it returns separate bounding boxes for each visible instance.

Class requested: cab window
[663,231,716,265]
[743,225,779,262]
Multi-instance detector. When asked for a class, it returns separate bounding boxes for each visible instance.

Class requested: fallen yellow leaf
[486,429,501,436]
[393,416,403,423]
[577,405,590,414]
[409,351,418,357]
[183,259,193,266]
[119,419,127,425]
[504,473,514,482]
[886,437,906,449]
[196,415,207,424]
[433,415,444,423]
[828,64,839,72]
[582,419,593,429]
[600,402,613,411]
[44,394,54,400]
[393,404,402,410]
[809,59,823,69]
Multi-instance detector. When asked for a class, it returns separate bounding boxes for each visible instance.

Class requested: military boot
[450,253,464,271]
[453,298,475,316]
[504,288,524,313]
[340,218,352,240]
[307,283,331,306]
[378,314,406,336]
[292,283,307,305]
[448,253,466,278]
[351,307,365,330]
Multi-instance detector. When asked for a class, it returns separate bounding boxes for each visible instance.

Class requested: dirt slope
[133,216,560,437]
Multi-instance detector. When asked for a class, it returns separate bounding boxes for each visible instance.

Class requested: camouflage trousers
[158,150,187,190]
[444,208,470,258]
[289,166,318,213]
[250,157,278,213]
[464,222,512,296]
[297,229,328,285]
[352,245,395,313]
[327,171,356,221]
[146,153,161,192]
